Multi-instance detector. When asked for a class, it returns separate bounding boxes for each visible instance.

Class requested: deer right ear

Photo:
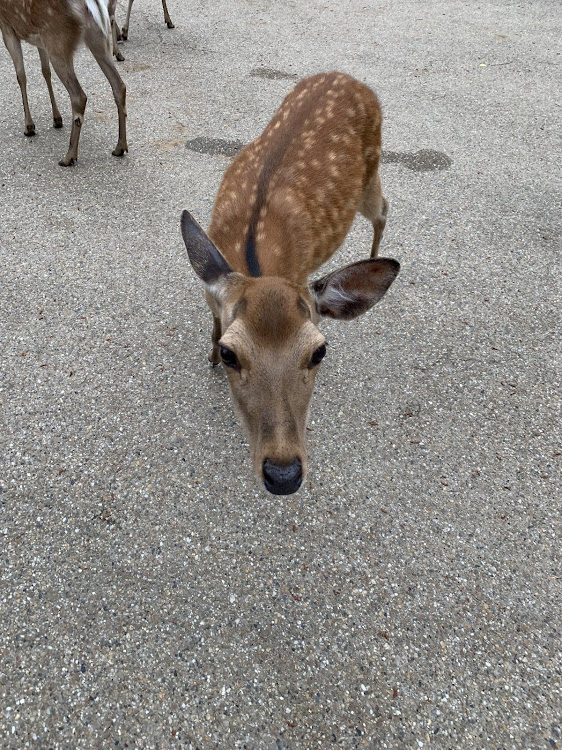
[181,210,233,288]
[310,258,400,320]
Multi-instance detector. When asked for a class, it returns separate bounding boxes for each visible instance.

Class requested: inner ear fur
[311,258,400,321]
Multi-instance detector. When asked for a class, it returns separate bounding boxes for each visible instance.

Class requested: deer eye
[220,346,240,370]
[308,343,326,369]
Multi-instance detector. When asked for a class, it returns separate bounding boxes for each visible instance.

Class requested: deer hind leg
[162,0,175,28]
[37,48,63,128]
[48,53,87,166]
[1,27,35,136]
[358,171,389,258]
[121,0,134,40]
[84,24,128,157]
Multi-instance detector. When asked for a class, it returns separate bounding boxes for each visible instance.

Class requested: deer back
[207,72,383,285]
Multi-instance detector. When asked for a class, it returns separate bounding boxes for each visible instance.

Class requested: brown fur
[208,73,386,283]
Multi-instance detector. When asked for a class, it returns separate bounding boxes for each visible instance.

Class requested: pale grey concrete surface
[0,1,561,748]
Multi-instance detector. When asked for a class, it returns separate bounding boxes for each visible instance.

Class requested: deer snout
[262,457,303,495]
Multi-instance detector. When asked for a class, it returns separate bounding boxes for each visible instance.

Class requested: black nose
[262,457,303,495]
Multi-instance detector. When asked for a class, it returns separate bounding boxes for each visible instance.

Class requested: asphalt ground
[0,0,560,748]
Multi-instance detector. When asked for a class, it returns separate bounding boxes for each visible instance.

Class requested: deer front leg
[359,172,388,258]
[162,0,175,28]
[371,196,389,258]
[1,28,35,136]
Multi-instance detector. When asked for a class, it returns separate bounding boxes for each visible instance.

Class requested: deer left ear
[181,209,233,288]
[310,258,400,320]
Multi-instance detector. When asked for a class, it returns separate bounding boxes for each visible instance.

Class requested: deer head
[181,210,399,495]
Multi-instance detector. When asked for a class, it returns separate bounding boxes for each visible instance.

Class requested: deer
[181,72,400,496]
[0,0,127,166]
[108,1,174,62]
[120,0,174,41]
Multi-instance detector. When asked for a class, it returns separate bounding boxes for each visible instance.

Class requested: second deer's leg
[1,27,35,135]
[162,0,175,28]
[37,48,63,128]
[359,171,389,258]
[121,0,135,40]
[84,26,127,157]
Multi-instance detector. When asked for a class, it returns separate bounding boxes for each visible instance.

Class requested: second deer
[109,0,174,61]
[0,0,127,166]
[121,0,174,41]
[181,72,400,495]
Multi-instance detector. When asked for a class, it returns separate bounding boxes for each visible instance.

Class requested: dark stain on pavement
[382,149,452,171]
[185,137,245,157]
[250,67,299,80]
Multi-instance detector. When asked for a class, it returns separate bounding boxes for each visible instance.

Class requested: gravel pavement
[1,0,560,747]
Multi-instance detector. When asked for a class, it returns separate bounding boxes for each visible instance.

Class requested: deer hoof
[115,51,125,62]
[121,27,128,40]
[24,124,36,137]
[53,117,63,129]
[112,145,127,157]
[58,157,76,167]
[167,21,175,28]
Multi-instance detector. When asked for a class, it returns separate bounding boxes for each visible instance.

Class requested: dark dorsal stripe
[245,228,261,277]
[245,151,285,277]
[244,76,330,277]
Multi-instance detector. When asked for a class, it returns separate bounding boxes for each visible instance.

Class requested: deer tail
[84,0,111,36]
